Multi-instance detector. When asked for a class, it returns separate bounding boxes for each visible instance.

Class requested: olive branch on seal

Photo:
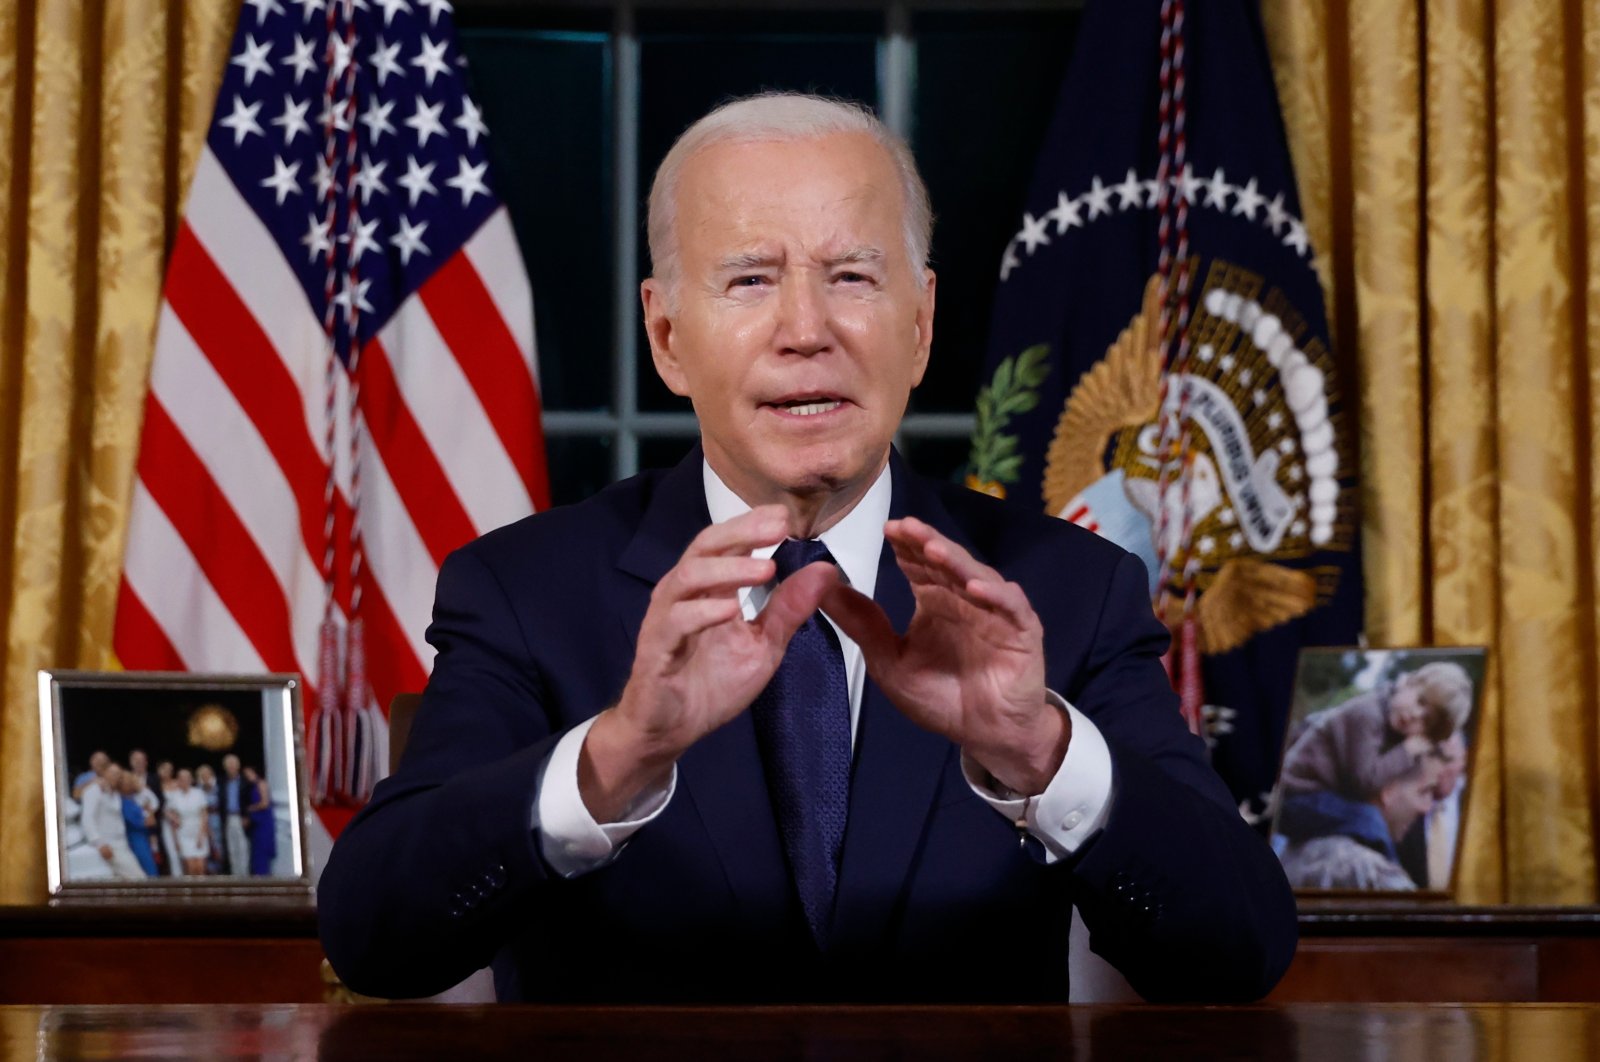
[965,344,1052,498]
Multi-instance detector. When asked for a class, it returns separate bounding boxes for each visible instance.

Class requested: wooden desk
[3,1003,1598,1060]
[5,904,1600,1005]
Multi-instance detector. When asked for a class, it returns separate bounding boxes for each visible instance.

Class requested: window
[457,1,1083,504]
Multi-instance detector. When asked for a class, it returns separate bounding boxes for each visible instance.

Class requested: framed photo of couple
[38,670,314,906]
[1269,646,1488,897]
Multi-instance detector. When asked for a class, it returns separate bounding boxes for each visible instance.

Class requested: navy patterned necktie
[751,537,852,947]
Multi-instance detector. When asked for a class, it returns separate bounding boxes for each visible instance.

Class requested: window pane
[899,434,974,489]
[459,27,614,412]
[634,11,882,413]
[546,434,615,506]
[638,433,700,476]
[909,10,1080,414]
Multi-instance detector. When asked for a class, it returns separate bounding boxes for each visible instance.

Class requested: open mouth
[767,395,846,417]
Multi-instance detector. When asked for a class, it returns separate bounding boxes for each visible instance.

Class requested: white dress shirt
[533,460,1116,877]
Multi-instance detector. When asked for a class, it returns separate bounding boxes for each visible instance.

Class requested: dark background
[454,3,1086,504]
[57,685,271,785]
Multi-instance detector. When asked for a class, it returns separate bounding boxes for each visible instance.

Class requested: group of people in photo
[1273,661,1474,891]
[69,748,277,880]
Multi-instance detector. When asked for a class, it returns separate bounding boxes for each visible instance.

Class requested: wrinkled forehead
[674,134,906,257]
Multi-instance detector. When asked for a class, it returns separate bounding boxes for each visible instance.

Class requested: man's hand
[579,505,841,822]
[98,844,113,862]
[822,516,1068,796]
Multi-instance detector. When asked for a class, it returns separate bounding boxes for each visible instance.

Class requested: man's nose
[774,274,831,356]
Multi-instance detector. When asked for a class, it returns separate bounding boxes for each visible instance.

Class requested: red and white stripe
[115,145,548,853]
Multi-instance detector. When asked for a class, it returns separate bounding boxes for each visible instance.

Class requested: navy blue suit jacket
[318,448,1296,1003]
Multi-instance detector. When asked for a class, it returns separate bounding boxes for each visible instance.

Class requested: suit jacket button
[447,905,465,920]
[486,863,508,889]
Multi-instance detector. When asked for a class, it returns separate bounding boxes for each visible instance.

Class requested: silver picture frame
[38,670,314,906]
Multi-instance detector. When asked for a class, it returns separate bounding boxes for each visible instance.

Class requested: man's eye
[835,271,875,285]
[732,275,768,288]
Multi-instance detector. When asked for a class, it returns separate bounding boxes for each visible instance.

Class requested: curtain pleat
[0,0,233,904]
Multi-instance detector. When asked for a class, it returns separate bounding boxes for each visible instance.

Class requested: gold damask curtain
[0,0,235,903]
[1266,0,1600,903]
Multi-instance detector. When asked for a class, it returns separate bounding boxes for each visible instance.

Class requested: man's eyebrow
[824,246,886,267]
[715,251,783,273]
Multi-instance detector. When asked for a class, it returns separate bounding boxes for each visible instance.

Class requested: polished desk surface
[6,1004,1600,1061]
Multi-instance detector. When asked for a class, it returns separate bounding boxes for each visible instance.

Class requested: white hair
[646,92,933,300]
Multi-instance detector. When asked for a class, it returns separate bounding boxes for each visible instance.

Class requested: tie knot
[771,538,835,580]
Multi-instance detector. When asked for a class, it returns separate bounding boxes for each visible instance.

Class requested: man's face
[1433,733,1467,797]
[223,755,240,778]
[129,750,148,773]
[102,764,123,791]
[89,751,109,774]
[642,133,934,508]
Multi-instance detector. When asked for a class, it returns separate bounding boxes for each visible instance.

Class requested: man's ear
[909,269,936,388]
[641,278,690,397]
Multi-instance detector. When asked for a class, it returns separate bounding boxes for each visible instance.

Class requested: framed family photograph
[1269,646,1487,898]
[38,670,313,906]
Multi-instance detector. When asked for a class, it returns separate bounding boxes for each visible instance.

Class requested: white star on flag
[231,34,275,86]
[360,98,397,143]
[374,0,413,24]
[331,33,357,80]
[219,95,265,145]
[261,156,302,205]
[288,0,325,22]
[406,95,446,145]
[282,34,318,83]
[244,0,286,24]
[1017,212,1051,253]
[455,97,489,148]
[354,155,389,204]
[272,95,312,145]
[412,35,452,86]
[445,156,489,205]
[313,153,335,199]
[418,0,454,25]
[999,240,1021,281]
[343,215,382,262]
[1264,193,1290,235]
[1047,190,1081,233]
[332,275,375,318]
[369,36,406,86]
[318,95,354,133]
[300,212,334,262]
[1082,176,1114,219]
[390,216,431,265]
[398,155,437,205]
[1232,177,1265,220]
[1283,218,1310,255]
[1175,164,1203,205]
[1113,168,1143,210]
[1204,168,1232,209]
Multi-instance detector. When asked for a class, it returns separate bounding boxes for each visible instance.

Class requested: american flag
[113,0,548,847]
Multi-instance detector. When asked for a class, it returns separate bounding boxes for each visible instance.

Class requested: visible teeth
[783,400,841,417]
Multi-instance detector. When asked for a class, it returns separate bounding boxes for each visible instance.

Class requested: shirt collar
[702,458,889,601]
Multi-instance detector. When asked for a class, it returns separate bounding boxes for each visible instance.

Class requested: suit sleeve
[317,547,573,1000]
[1062,551,1299,1003]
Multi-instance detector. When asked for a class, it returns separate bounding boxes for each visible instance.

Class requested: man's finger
[658,555,775,601]
[668,596,745,638]
[819,581,901,666]
[753,561,840,644]
[887,517,1004,588]
[685,505,789,559]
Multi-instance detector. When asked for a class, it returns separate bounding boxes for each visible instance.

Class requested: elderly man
[319,93,1296,1004]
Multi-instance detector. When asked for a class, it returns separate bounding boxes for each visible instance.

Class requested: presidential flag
[967,0,1361,820]
[114,0,548,847]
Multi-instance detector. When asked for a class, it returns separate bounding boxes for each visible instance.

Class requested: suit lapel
[829,454,976,953]
[614,446,795,926]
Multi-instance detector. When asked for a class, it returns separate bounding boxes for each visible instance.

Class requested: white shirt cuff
[961,690,1114,863]
[532,715,677,878]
